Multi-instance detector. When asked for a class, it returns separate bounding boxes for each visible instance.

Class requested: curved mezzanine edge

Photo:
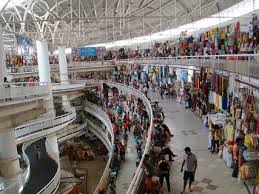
[102,81,154,194]
[81,80,154,193]
[83,101,114,194]
[8,54,259,80]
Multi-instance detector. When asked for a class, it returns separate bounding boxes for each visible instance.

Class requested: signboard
[80,47,97,56]
[16,35,32,60]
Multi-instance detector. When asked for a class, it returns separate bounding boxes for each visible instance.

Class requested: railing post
[248,56,251,83]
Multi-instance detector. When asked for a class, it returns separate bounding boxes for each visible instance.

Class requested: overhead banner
[80,47,97,56]
[16,35,32,59]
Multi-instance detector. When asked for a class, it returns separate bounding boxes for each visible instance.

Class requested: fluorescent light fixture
[53,48,72,55]
[86,0,259,49]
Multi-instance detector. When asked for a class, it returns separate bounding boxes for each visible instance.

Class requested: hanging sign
[80,47,97,56]
[16,35,32,59]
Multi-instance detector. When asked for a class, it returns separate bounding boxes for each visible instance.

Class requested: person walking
[160,86,164,99]
[181,147,197,194]
[158,156,171,192]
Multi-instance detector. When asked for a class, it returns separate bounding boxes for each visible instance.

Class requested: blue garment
[222,95,228,110]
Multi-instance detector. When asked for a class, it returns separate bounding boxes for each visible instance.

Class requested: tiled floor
[115,92,250,194]
[152,93,249,194]
[116,130,137,193]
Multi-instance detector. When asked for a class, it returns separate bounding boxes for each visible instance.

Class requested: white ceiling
[0,0,243,48]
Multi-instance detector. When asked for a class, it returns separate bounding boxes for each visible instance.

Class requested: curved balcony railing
[21,143,31,187]
[80,79,153,193]
[86,119,112,152]
[116,54,259,78]
[57,122,88,142]
[0,141,38,194]
[84,101,114,194]
[0,82,49,103]
[84,102,113,139]
[9,61,114,74]
[97,81,153,193]
[51,83,86,93]
[8,54,259,79]
[36,167,60,194]
[15,107,76,144]
[35,138,60,194]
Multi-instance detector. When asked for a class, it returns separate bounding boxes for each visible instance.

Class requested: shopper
[144,174,155,193]
[158,156,171,192]
[181,147,197,194]
[35,146,41,160]
[211,124,221,153]
[143,154,157,176]
[160,86,164,99]
[143,85,148,97]
[117,142,126,161]
[232,138,241,178]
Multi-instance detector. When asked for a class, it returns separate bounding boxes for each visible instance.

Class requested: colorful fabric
[244,134,254,150]
[224,124,235,141]
[219,95,222,111]
[222,95,228,110]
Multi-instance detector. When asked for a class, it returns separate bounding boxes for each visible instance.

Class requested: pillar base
[0,155,21,178]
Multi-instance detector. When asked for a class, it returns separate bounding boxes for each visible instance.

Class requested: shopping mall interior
[0,0,259,194]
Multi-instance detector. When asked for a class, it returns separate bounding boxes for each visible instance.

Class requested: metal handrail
[21,143,31,186]
[15,107,76,141]
[36,158,60,194]
[96,81,153,193]
[86,119,112,151]
[0,82,50,103]
[57,122,88,141]
[83,101,114,194]
[80,79,153,193]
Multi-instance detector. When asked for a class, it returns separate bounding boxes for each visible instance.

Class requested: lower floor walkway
[22,139,58,194]
[151,92,248,194]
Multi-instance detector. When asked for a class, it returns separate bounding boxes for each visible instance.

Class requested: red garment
[145,178,154,191]
[256,115,259,134]
[202,85,208,96]
[123,122,128,129]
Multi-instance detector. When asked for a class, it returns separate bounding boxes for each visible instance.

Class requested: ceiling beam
[176,0,191,14]
[93,0,98,18]
[139,0,147,8]
[0,0,11,15]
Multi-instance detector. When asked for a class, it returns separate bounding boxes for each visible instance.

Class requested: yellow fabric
[244,134,254,150]
[214,129,221,141]
[224,124,235,141]
[256,173,259,184]
[219,95,222,111]
[215,94,220,111]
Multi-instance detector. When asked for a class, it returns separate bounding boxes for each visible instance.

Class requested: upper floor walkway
[7,54,259,79]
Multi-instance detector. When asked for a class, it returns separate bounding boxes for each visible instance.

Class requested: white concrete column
[36,40,55,116]
[58,46,71,110]
[58,46,68,84]
[0,26,6,83]
[45,135,59,164]
[36,40,51,83]
[0,130,21,177]
[62,95,71,111]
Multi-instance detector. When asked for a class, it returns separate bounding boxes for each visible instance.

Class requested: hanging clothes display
[222,95,228,110]
[224,123,235,141]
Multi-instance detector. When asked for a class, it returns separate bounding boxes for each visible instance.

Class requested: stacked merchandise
[6,53,38,73]
[208,84,259,188]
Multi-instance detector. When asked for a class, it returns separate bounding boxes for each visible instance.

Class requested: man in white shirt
[181,147,197,194]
